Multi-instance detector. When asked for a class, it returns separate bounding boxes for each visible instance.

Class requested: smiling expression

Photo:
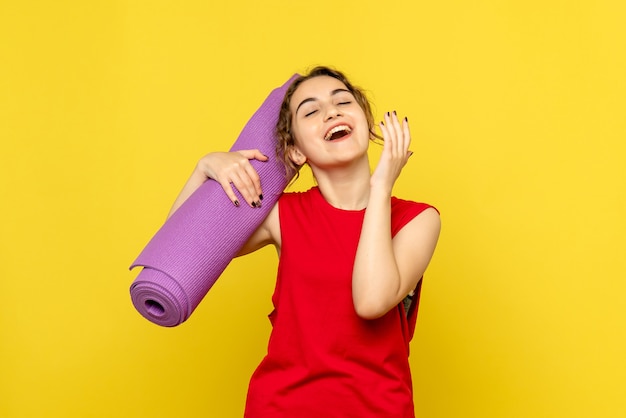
[288,76,370,168]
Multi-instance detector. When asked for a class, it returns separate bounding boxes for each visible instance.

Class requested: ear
[288,145,307,166]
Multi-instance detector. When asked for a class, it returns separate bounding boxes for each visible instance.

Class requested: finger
[229,170,260,208]
[217,178,242,207]
[242,161,264,202]
[379,118,391,154]
[234,150,266,204]
[403,116,412,157]
[382,112,396,154]
[391,111,404,155]
[238,149,269,162]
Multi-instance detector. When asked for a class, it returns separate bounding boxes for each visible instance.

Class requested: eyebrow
[295,88,352,115]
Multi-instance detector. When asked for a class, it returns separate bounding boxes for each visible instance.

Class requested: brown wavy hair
[275,66,380,180]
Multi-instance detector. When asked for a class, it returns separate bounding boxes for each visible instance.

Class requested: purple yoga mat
[130,74,298,327]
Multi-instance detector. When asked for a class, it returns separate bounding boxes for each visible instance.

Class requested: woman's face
[288,75,370,169]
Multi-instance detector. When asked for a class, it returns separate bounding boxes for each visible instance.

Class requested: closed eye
[338,101,352,105]
[305,109,318,117]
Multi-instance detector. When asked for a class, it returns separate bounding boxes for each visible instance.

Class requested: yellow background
[1,0,625,417]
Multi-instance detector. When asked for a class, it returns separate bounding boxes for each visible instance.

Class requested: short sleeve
[390,197,438,238]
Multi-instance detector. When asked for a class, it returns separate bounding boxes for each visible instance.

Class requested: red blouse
[244,187,434,417]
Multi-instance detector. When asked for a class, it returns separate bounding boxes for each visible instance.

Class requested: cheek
[292,121,317,143]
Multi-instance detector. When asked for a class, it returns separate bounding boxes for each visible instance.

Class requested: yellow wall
[1,1,624,417]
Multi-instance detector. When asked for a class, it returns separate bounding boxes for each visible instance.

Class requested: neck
[309,157,371,210]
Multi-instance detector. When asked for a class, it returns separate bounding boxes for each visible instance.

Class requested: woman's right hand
[197,149,268,208]
[167,149,268,219]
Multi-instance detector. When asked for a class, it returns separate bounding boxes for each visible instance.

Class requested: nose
[323,104,341,121]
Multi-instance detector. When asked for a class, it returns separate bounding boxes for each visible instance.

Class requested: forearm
[352,185,402,319]
[166,165,208,219]
[351,112,439,319]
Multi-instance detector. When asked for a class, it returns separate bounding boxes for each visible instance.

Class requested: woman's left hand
[370,111,413,191]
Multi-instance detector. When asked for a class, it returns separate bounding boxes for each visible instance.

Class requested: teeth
[324,125,352,141]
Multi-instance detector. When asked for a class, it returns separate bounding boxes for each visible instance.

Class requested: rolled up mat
[130,74,299,327]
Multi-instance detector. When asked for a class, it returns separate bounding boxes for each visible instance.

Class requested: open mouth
[324,125,352,141]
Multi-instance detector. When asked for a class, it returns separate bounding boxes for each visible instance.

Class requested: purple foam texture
[130,74,298,326]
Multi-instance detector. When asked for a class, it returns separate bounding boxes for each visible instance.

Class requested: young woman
[169,67,440,417]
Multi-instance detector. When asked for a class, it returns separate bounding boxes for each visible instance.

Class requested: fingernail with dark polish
[259,194,264,201]
[252,201,257,208]
[405,116,408,122]
[386,112,390,117]
[393,110,397,115]
[234,200,240,207]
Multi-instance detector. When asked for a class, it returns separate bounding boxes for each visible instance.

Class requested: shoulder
[236,190,321,256]
[391,196,439,214]
[279,186,318,201]
[390,197,440,237]
[390,199,441,267]
[278,187,319,211]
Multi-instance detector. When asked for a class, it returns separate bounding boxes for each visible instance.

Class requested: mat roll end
[130,268,190,327]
